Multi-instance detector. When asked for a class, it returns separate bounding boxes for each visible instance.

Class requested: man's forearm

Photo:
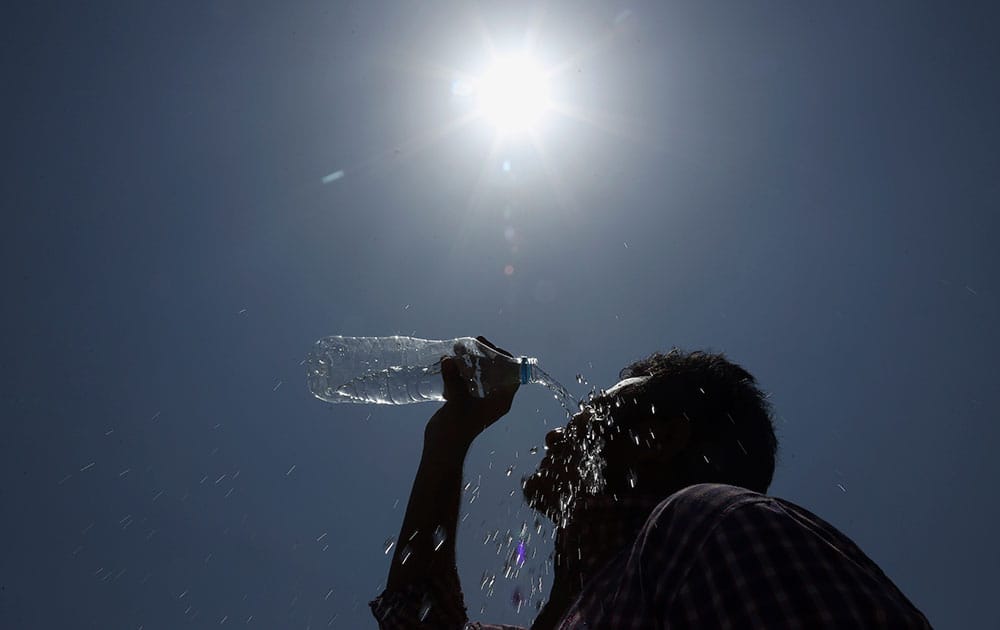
[386,407,471,593]
[378,350,518,626]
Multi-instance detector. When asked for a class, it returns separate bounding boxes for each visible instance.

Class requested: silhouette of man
[372,338,930,628]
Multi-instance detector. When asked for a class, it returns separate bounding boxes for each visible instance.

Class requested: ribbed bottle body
[306,336,536,405]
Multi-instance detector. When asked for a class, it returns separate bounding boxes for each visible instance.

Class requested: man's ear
[634,415,692,464]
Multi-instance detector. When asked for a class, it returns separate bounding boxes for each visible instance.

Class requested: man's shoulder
[642,484,855,566]
[635,488,931,627]
[636,483,793,543]
[655,483,771,516]
[627,484,773,555]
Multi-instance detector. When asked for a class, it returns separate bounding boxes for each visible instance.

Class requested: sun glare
[352,16,635,211]
[476,56,551,133]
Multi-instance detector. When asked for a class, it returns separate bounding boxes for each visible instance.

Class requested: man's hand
[425,336,520,448]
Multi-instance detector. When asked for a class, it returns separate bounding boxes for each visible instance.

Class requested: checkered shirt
[371,483,931,629]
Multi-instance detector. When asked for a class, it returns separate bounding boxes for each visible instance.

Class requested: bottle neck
[518,356,538,385]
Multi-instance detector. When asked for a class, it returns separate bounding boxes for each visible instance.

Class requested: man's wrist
[424,406,476,456]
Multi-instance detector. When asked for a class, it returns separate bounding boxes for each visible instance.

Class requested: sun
[330,15,641,209]
[475,56,551,133]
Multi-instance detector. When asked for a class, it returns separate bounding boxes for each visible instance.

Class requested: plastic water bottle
[306,336,540,405]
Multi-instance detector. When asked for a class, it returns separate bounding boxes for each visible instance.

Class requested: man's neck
[530,493,666,630]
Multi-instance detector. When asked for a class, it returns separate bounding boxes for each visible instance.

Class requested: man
[372,338,930,628]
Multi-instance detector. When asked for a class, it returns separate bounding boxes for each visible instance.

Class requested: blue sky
[3,1,998,627]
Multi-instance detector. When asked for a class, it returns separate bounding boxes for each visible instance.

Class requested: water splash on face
[535,398,618,526]
[574,410,610,499]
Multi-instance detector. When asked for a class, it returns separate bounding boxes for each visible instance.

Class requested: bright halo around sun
[476,56,551,134]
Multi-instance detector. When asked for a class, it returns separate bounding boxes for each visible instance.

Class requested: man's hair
[614,349,777,493]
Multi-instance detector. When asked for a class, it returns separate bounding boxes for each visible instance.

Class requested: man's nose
[545,410,592,449]
[544,427,565,450]
[567,409,592,434]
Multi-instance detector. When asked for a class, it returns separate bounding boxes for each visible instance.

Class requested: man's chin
[522,472,573,522]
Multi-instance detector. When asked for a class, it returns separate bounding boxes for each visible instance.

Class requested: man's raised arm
[371,339,519,629]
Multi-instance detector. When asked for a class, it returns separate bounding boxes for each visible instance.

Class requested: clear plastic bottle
[306,336,540,405]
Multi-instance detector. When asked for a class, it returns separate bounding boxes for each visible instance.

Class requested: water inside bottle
[308,337,581,413]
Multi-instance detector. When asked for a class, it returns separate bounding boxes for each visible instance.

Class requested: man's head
[522,349,777,523]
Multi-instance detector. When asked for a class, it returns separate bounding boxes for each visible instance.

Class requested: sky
[2,1,998,627]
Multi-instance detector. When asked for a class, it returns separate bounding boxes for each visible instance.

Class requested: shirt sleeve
[369,570,527,630]
[369,568,468,630]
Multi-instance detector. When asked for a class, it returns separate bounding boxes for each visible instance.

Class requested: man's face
[522,377,650,522]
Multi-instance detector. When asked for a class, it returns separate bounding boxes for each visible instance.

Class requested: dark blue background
[3,2,997,627]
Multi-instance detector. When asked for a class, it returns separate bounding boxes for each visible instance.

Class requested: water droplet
[322,170,345,184]
[383,538,396,555]
[433,525,447,551]
[480,571,496,591]
[505,465,515,477]
[528,446,538,455]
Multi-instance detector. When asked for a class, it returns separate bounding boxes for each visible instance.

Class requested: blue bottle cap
[519,357,531,385]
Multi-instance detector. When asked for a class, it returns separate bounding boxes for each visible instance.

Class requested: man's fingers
[476,335,514,358]
[441,356,465,401]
